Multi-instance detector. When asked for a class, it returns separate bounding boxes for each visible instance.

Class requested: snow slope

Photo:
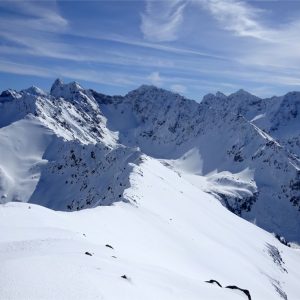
[0,117,53,203]
[1,157,300,300]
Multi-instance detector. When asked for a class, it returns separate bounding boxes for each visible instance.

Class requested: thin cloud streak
[0,1,68,32]
[0,60,136,88]
[196,0,300,45]
[141,0,187,42]
[191,0,300,75]
[72,32,227,61]
[196,0,268,40]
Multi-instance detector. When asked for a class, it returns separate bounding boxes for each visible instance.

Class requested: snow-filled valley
[1,79,300,299]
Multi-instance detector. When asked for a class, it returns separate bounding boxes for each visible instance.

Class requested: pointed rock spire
[50,78,83,99]
[50,78,64,97]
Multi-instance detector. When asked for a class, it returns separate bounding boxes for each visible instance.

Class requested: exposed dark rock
[205,279,222,287]
[225,285,251,300]
[205,280,251,299]
[274,234,290,247]
[105,244,114,249]
[266,243,288,273]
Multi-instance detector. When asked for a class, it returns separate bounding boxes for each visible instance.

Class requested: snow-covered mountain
[1,79,300,240]
[94,84,300,242]
[1,79,300,299]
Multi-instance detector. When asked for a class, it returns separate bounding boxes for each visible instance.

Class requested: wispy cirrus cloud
[196,0,267,40]
[0,0,68,33]
[193,0,300,71]
[0,0,224,70]
[139,0,267,42]
[140,0,300,48]
[140,0,188,42]
[196,0,300,45]
[0,0,69,60]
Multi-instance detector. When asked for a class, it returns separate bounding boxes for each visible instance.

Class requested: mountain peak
[50,78,63,91]
[139,84,156,90]
[130,84,160,94]
[215,91,227,99]
[0,89,21,100]
[229,89,255,98]
[53,78,64,86]
[126,85,183,100]
[283,91,300,100]
[22,86,46,96]
[50,78,83,99]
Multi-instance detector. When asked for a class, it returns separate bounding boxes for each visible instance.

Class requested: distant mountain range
[0,79,299,242]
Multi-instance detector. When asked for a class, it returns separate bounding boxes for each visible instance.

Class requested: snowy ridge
[0,79,300,242]
[1,157,300,299]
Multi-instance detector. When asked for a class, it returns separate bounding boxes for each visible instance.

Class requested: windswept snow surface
[1,157,300,300]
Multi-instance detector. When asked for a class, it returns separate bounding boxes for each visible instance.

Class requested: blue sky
[0,0,300,100]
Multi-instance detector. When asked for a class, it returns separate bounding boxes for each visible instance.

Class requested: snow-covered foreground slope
[1,157,300,300]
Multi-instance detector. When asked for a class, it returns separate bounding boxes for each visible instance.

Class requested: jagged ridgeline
[0,79,300,241]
